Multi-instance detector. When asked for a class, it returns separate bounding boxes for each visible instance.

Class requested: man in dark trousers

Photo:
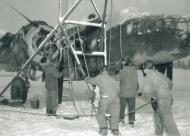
[115,59,139,127]
[40,56,63,116]
[49,41,64,104]
[85,66,120,136]
[141,61,180,136]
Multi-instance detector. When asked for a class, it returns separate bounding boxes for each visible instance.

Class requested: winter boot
[111,129,120,136]
[47,109,56,116]
[99,127,108,136]
[119,119,125,123]
[129,122,134,128]
[112,134,121,136]
[119,119,126,126]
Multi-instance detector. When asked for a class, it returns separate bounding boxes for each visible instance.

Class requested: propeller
[8,4,39,28]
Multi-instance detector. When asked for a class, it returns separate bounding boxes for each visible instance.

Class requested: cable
[119,24,123,58]
[76,25,90,77]
[0,99,154,118]
[108,0,114,67]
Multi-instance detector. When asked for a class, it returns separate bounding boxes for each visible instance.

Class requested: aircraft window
[178,22,189,31]
[165,19,178,29]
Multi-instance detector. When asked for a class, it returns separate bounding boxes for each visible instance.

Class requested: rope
[58,10,88,116]
[74,61,78,80]
[99,0,108,51]
[119,24,123,58]
[71,1,96,115]
[124,100,153,116]
[69,3,92,115]
[0,75,15,77]
[66,47,81,116]
[58,48,63,64]
[57,1,84,116]
[108,0,114,67]
[0,109,46,116]
[74,25,94,115]
[58,0,62,22]
[0,108,94,117]
[0,99,154,118]
[76,25,90,77]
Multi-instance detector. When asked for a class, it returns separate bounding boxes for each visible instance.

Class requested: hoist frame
[59,0,108,75]
[0,0,109,96]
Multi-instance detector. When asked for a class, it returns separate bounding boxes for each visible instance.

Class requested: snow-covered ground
[0,69,190,136]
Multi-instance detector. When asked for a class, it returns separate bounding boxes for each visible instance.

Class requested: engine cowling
[17,21,53,64]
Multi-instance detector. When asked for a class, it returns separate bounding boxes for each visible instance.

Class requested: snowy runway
[0,106,189,136]
[0,69,190,136]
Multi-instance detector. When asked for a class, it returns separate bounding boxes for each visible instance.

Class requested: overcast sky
[0,0,190,33]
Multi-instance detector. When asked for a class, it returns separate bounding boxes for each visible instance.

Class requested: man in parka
[85,66,120,136]
[40,56,63,116]
[141,61,180,136]
[49,42,64,104]
[115,59,139,127]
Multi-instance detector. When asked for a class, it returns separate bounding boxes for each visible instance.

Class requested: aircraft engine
[16,21,53,64]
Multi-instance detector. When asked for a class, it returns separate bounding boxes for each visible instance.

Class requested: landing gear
[58,76,64,104]
[10,76,30,104]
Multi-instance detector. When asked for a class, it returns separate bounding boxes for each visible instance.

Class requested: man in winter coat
[141,61,180,136]
[85,67,120,136]
[115,60,139,127]
[40,56,63,116]
[49,42,64,104]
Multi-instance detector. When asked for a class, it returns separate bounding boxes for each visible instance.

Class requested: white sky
[0,0,190,32]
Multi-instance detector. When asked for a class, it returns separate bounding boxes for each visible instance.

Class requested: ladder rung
[64,88,72,91]
[63,78,70,81]
[64,85,72,87]
[63,92,72,95]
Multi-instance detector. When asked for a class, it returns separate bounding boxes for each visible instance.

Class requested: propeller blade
[8,4,38,27]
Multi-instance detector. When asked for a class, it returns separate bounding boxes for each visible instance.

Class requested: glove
[85,77,90,81]
[138,92,142,97]
[151,98,157,111]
